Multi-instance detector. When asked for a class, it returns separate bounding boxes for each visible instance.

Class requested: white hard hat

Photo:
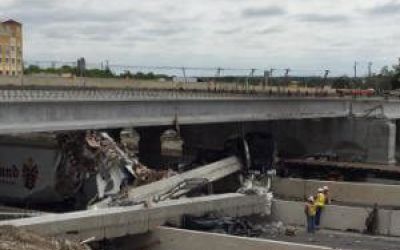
[318,188,323,192]
[323,186,329,191]
[308,196,314,202]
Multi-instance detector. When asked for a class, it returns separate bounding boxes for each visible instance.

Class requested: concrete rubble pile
[55,129,273,211]
[0,225,91,250]
[55,130,176,206]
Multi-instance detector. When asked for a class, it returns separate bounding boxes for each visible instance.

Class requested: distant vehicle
[336,88,375,97]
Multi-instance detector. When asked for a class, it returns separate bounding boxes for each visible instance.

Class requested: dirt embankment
[0,226,90,250]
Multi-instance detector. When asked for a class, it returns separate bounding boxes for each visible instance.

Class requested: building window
[5,58,9,64]
[11,58,15,64]
[5,71,9,75]
[11,71,15,76]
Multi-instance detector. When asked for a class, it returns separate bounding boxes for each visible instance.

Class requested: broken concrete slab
[272,177,400,207]
[0,193,266,241]
[127,156,242,202]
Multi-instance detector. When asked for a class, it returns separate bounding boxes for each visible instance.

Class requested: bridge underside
[0,89,400,134]
[0,99,351,134]
[0,90,399,165]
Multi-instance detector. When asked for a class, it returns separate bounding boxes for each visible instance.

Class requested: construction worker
[315,187,326,228]
[304,196,316,233]
[323,186,331,205]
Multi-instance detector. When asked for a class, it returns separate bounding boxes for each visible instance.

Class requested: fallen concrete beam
[271,199,400,237]
[122,227,332,250]
[127,156,242,202]
[272,177,400,207]
[0,193,266,241]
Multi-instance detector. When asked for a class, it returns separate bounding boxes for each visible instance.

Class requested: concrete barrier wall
[0,75,254,91]
[0,194,266,241]
[0,75,332,94]
[272,177,400,207]
[125,227,333,250]
[271,199,400,236]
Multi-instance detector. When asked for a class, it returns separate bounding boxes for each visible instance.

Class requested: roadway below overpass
[0,88,399,134]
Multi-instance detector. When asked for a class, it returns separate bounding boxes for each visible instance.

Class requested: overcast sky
[1,0,400,76]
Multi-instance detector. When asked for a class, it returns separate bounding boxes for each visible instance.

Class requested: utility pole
[323,69,330,86]
[263,70,270,89]
[246,68,256,92]
[269,68,275,85]
[182,67,187,84]
[215,67,222,78]
[284,68,290,86]
[354,61,358,78]
[368,62,373,77]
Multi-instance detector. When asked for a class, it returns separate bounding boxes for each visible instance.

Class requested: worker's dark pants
[315,207,323,226]
[307,216,315,233]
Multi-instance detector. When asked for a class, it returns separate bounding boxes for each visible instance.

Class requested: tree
[24,65,41,74]
[332,76,351,89]
[391,64,400,90]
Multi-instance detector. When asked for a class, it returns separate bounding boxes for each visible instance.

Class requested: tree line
[23,63,400,90]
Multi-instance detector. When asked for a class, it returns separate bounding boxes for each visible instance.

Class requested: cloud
[1,0,399,75]
[296,14,349,23]
[256,26,284,35]
[215,27,243,35]
[241,6,286,18]
[366,1,400,15]
[141,27,187,37]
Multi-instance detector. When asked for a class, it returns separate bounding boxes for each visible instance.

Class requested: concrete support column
[363,119,396,164]
[136,126,165,168]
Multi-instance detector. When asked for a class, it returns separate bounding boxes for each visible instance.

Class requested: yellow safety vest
[306,203,316,216]
[315,193,326,208]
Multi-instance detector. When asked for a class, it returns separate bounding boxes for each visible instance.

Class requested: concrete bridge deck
[0,88,399,134]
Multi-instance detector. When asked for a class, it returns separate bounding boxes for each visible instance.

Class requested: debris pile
[181,213,263,237]
[0,225,90,250]
[90,156,242,208]
[55,130,175,206]
[257,221,298,238]
[237,174,273,214]
[26,129,273,211]
[131,163,175,187]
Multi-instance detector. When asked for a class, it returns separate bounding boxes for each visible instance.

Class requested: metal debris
[181,213,263,237]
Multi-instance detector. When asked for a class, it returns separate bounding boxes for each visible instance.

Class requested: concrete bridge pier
[136,126,166,168]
